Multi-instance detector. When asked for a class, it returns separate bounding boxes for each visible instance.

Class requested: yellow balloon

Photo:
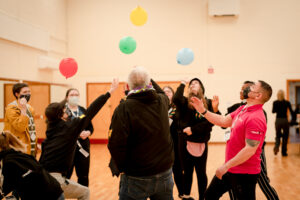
[130,6,148,26]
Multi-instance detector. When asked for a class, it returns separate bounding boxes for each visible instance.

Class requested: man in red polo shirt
[190,80,272,200]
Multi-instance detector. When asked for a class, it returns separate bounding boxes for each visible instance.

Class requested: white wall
[0,0,68,83]
[67,0,300,142]
[1,0,300,141]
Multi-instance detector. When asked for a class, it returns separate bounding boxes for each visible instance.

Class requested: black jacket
[173,83,216,143]
[272,100,294,119]
[0,149,62,200]
[39,92,110,176]
[72,105,94,151]
[108,80,174,177]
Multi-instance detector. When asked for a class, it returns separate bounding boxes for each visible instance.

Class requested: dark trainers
[6,196,18,200]
[282,153,288,156]
[273,146,279,155]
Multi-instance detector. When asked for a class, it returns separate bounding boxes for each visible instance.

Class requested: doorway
[287,80,300,143]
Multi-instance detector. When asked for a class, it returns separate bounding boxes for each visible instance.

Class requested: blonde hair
[0,131,26,153]
[277,90,285,101]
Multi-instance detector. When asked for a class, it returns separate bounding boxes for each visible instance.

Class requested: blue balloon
[176,48,194,65]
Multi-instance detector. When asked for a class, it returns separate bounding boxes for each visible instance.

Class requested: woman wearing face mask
[65,88,94,187]
[4,83,37,157]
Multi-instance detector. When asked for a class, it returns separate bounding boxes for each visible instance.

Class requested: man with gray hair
[108,66,175,200]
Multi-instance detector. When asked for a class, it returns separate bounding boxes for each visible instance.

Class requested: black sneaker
[6,196,17,200]
[273,146,279,155]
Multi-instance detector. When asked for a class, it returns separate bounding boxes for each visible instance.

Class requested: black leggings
[205,172,259,200]
[172,146,184,196]
[275,118,289,155]
[229,148,279,200]
[183,145,208,200]
[66,143,90,186]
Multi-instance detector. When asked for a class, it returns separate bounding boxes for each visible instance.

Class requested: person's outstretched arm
[173,80,188,107]
[74,78,119,132]
[190,96,232,128]
[151,79,164,94]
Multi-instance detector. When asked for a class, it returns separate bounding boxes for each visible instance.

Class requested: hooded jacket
[4,101,36,155]
[108,80,174,177]
[173,83,217,143]
[0,149,62,200]
[39,92,110,176]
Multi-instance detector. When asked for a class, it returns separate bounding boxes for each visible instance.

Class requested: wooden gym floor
[66,142,300,200]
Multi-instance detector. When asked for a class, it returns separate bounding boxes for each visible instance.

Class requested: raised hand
[190,97,206,113]
[181,77,190,85]
[212,95,219,112]
[19,97,27,115]
[109,78,119,94]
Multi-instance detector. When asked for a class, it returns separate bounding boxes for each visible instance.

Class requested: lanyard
[70,107,79,118]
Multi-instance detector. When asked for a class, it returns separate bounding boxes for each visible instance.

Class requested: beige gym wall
[1,0,300,141]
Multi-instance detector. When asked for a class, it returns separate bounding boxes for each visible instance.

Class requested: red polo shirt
[227,104,266,174]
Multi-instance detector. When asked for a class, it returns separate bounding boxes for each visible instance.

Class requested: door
[86,82,126,140]
[86,81,180,141]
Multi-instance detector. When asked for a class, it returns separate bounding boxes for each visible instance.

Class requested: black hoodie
[173,83,218,143]
[39,92,111,176]
[0,149,62,200]
[108,80,174,177]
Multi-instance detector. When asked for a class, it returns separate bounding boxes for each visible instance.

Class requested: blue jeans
[119,168,174,200]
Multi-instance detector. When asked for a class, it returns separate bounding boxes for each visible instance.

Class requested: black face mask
[19,94,31,102]
[242,87,251,99]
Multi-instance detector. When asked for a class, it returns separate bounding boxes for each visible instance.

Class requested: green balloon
[119,36,137,54]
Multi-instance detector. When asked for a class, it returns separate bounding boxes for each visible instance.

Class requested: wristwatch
[201,109,207,116]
